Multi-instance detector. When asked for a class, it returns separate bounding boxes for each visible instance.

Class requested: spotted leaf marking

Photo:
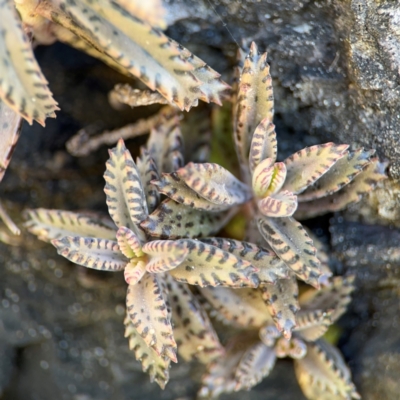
[109,84,169,108]
[153,173,231,212]
[136,148,160,214]
[298,149,374,201]
[126,274,177,362]
[260,273,299,339]
[295,159,387,219]
[169,239,257,288]
[124,260,147,285]
[258,190,298,218]
[116,226,143,258]
[140,199,235,239]
[200,238,288,284]
[24,208,116,242]
[234,42,274,178]
[36,0,229,110]
[200,287,272,328]
[0,0,59,125]
[52,236,128,271]
[258,216,322,288]
[282,143,349,195]
[124,315,170,389]
[166,276,223,364]
[252,157,274,197]
[235,342,277,391]
[294,340,360,400]
[249,117,278,172]
[142,240,189,273]
[0,100,22,182]
[299,276,355,324]
[104,139,147,239]
[176,163,252,207]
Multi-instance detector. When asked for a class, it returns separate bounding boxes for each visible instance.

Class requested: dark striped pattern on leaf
[124,260,147,285]
[52,236,128,271]
[258,190,298,218]
[126,274,177,362]
[116,226,143,258]
[294,310,333,342]
[140,199,234,239]
[258,216,322,287]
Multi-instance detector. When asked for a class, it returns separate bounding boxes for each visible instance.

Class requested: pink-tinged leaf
[234,42,274,177]
[24,208,116,242]
[299,276,355,324]
[126,274,177,362]
[260,273,299,338]
[294,309,333,342]
[295,159,388,219]
[258,190,298,218]
[52,236,128,271]
[0,100,22,183]
[166,276,223,364]
[252,157,274,197]
[169,239,257,288]
[294,340,360,400]
[124,315,170,389]
[258,216,322,287]
[176,162,252,208]
[136,149,160,214]
[298,149,375,201]
[116,226,143,258]
[140,199,235,239]
[200,287,272,328]
[282,143,349,195]
[235,342,277,391]
[104,139,147,238]
[0,0,59,125]
[275,337,307,359]
[249,118,278,172]
[142,240,189,273]
[124,260,147,285]
[153,173,230,212]
[200,238,289,284]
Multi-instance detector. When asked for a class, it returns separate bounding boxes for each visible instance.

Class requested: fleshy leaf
[282,143,349,195]
[260,273,299,338]
[200,238,289,284]
[142,240,189,273]
[294,340,360,400]
[140,199,235,239]
[24,208,116,242]
[166,276,223,364]
[249,117,277,172]
[258,190,298,218]
[109,85,169,108]
[104,139,147,238]
[169,239,257,288]
[295,310,333,342]
[116,226,143,258]
[176,162,252,208]
[199,287,272,328]
[52,236,128,271]
[258,216,322,287]
[235,342,277,391]
[124,315,170,389]
[252,157,274,197]
[275,337,307,359]
[0,0,59,125]
[126,274,177,362]
[298,148,374,201]
[0,100,22,183]
[124,260,147,285]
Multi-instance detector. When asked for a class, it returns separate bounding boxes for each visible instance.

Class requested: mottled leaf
[258,216,322,287]
[142,240,189,273]
[116,226,143,258]
[169,239,257,288]
[124,315,170,389]
[126,274,177,362]
[124,260,147,285]
[0,0,58,125]
[140,199,234,239]
[52,236,128,271]
[260,273,299,338]
[109,85,169,108]
[104,139,147,238]
[282,143,349,195]
[252,157,274,197]
[295,310,333,342]
[24,208,116,242]
[166,276,223,364]
[258,190,298,218]
[294,340,360,400]
[298,148,374,201]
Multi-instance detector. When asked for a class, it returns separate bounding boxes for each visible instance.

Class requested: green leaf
[116,226,144,258]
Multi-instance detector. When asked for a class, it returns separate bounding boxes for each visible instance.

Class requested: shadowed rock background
[1,0,400,399]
